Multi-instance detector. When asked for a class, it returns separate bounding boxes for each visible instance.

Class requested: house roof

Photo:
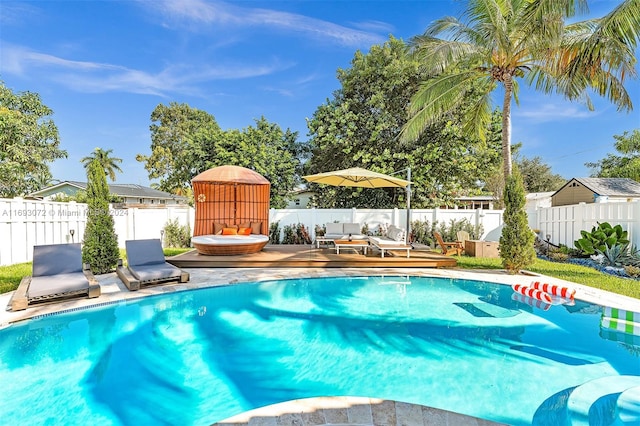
[564,178,640,197]
[29,181,187,201]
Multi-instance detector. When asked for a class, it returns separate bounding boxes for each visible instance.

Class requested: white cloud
[1,43,289,96]
[515,103,598,122]
[144,0,386,47]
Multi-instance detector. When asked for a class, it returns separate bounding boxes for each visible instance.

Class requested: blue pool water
[0,276,638,425]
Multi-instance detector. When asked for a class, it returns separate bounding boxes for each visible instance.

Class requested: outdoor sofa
[9,243,101,311]
[323,222,368,240]
[116,238,189,291]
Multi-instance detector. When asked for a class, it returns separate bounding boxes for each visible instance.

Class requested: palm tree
[81,148,123,182]
[400,0,638,179]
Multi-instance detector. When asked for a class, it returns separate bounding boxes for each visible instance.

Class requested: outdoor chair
[116,238,189,291]
[9,243,101,311]
[434,232,463,256]
[456,230,471,254]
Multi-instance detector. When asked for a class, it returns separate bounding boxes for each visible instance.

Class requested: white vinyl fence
[533,200,640,249]
[269,207,504,241]
[0,198,194,266]
[0,198,505,266]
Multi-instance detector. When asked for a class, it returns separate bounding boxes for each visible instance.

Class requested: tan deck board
[168,244,456,268]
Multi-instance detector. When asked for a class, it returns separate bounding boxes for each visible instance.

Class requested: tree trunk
[502,76,513,178]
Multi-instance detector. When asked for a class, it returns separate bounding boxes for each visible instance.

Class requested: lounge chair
[9,243,100,311]
[369,225,411,258]
[116,238,189,291]
[434,231,463,256]
[456,230,471,254]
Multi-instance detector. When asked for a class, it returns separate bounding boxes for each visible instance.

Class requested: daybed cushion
[250,222,262,235]
[126,239,166,266]
[325,223,343,235]
[129,264,183,282]
[343,223,361,235]
[28,272,89,298]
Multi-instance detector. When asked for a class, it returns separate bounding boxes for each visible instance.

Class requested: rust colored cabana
[191,165,270,255]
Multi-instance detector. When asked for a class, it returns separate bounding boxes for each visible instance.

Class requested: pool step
[566,375,640,425]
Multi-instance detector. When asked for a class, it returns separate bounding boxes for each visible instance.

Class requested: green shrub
[624,265,640,278]
[548,252,569,262]
[269,221,281,244]
[163,219,191,248]
[574,222,629,255]
[282,223,312,244]
[410,219,434,245]
[81,160,119,274]
[499,170,535,274]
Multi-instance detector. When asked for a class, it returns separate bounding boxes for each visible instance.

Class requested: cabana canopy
[192,165,270,237]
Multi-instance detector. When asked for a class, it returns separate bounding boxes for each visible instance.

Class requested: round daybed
[192,234,269,256]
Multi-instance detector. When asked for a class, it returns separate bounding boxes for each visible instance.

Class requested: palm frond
[400,71,485,144]
[462,79,496,142]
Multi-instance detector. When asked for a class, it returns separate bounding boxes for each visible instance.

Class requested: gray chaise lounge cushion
[125,238,183,283]
[29,273,91,298]
[32,243,83,276]
[27,243,93,299]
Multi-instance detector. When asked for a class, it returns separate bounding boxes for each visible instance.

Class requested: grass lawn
[0,249,638,300]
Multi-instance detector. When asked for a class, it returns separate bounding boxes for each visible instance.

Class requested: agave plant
[596,243,629,267]
[574,222,629,255]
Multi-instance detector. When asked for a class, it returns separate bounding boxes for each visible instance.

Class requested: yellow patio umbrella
[303,167,413,243]
[303,167,411,188]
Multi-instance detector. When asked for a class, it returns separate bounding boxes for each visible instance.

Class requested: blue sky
[1,0,638,187]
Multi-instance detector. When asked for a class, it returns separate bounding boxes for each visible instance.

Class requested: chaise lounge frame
[9,243,100,311]
[116,238,189,291]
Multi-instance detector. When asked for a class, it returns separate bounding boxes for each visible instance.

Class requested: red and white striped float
[530,281,575,299]
[512,284,553,304]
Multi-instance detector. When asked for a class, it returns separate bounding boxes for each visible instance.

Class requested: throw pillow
[238,222,251,230]
[238,227,251,236]
[222,227,238,235]
[250,222,262,235]
[213,222,227,235]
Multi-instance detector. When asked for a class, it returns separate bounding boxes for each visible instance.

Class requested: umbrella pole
[406,168,411,245]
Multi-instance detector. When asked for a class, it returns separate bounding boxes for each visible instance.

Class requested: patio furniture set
[316,222,412,258]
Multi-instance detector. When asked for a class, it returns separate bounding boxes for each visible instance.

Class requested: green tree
[0,83,67,197]
[586,129,640,181]
[400,0,638,180]
[81,148,123,182]
[82,159,119,274]
[517,156,566,192]
[306,36,502,208]
[499,169,536,273]
[137,103,301,208]
[137,102,223,194]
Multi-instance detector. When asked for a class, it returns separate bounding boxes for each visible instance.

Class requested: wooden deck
[168,244,457,268]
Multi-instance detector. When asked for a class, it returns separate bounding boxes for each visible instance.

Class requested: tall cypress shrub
[499,169,535,273]
[82,159,119,274]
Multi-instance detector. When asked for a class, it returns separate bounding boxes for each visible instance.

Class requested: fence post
[310,208,317,240]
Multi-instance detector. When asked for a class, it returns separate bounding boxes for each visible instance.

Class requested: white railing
[534,200,640,249]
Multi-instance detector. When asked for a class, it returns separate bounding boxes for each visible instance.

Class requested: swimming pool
[0,275,638,425]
